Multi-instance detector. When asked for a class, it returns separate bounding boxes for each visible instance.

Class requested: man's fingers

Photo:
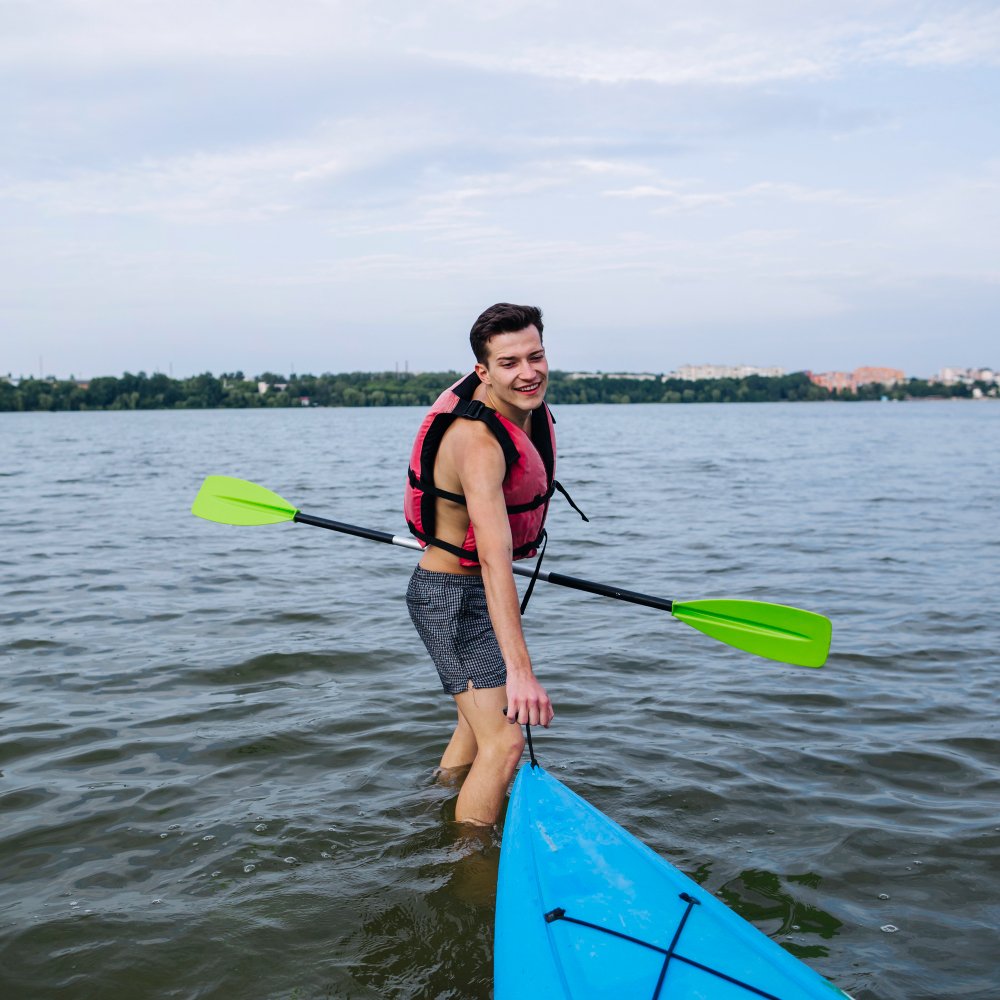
[505,694,554,727]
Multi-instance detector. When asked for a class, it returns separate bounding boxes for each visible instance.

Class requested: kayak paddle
[191,475,832,668]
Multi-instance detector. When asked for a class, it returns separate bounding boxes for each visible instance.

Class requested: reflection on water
[348,821,499,1000]
[718,869,843,959]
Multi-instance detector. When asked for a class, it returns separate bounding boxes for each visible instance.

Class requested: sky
[2,1,999,380]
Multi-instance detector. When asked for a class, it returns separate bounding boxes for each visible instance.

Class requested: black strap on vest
[553,480,589,522]
[406,519,547,565]
[452,398,521,467]
[519,529,547,615]
[408,466,555,516]
[408,396,525,513]
[408,472,589,524]
[503,481,555,515]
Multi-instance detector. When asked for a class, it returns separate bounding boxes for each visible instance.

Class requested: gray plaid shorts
[406,566,506,695]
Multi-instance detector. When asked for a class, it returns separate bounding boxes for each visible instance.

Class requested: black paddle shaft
[293,509,674,614]
[539,570,674,614]
[294,511,398,545]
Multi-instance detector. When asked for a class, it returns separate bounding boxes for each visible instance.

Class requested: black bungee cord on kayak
[542,895,784,1000]
[523,733,783,1000]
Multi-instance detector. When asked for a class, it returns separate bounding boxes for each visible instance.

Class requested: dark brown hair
[469,303,544,364]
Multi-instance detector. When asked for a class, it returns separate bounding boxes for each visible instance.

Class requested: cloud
[0,0,368,68]
[6,2,998,82]
[861,7,1000,68]
[604,180,882,212]
[0,112,448,222]
[418,39,829,87]
[603,184,732,212]
[414,6,1000,86]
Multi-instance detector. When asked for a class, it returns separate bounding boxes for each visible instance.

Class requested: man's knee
[505,724,526,758]
[481,724,525,768]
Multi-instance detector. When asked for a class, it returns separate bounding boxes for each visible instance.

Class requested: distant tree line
[0,370,462,411]
[549,372,830,404]
[0,369,994,412]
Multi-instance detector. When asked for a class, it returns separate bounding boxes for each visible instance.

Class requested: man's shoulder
[442,413,501,444]
[439,415,506,470]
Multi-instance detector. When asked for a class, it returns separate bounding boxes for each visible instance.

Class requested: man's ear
[475,361,490,384]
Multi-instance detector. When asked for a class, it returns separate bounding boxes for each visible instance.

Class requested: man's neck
[475,383,532,433]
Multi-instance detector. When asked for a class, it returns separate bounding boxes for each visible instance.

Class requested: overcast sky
[3,1,998,379]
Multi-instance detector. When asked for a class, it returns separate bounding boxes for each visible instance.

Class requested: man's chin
[511,395,545,413]
[510,385,547,408]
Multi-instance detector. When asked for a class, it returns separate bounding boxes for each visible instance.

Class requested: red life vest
[404,372,557,567]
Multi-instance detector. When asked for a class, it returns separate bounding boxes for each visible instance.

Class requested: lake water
[1,400,998,1000]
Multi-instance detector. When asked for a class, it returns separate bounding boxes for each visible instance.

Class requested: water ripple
[1,404,998,999]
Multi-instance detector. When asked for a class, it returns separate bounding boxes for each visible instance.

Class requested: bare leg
[440,707,478,770]
[452,684,525,826]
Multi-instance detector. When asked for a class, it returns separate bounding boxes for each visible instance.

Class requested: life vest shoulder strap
[450,397,521,468]
[408,397,521,504]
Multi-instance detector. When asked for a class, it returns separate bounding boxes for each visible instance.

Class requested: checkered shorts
[406,566,506,695]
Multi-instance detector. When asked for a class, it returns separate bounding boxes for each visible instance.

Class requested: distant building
[936,366,997,385]
[809,371,855,392]
[853,366,905,387]
[667,364,786,381]
[258,381,289,394]
[808,366,905,391]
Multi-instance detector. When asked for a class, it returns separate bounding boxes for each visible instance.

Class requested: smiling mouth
[514,381,542,393]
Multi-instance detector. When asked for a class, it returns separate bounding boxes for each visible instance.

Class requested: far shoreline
[2,369,996,412]
[4,395,998,415]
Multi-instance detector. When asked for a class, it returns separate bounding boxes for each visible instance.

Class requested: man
[404,303,569,827]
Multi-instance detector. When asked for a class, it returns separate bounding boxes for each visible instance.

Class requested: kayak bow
[495,764,851,999]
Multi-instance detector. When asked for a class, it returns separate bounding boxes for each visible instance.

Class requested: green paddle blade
[191,475,298,526]
[671,599,831,668]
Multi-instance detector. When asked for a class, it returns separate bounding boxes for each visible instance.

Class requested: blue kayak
[495,764,851,999]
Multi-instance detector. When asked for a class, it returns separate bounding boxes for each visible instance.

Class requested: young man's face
[476,326,548,416]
